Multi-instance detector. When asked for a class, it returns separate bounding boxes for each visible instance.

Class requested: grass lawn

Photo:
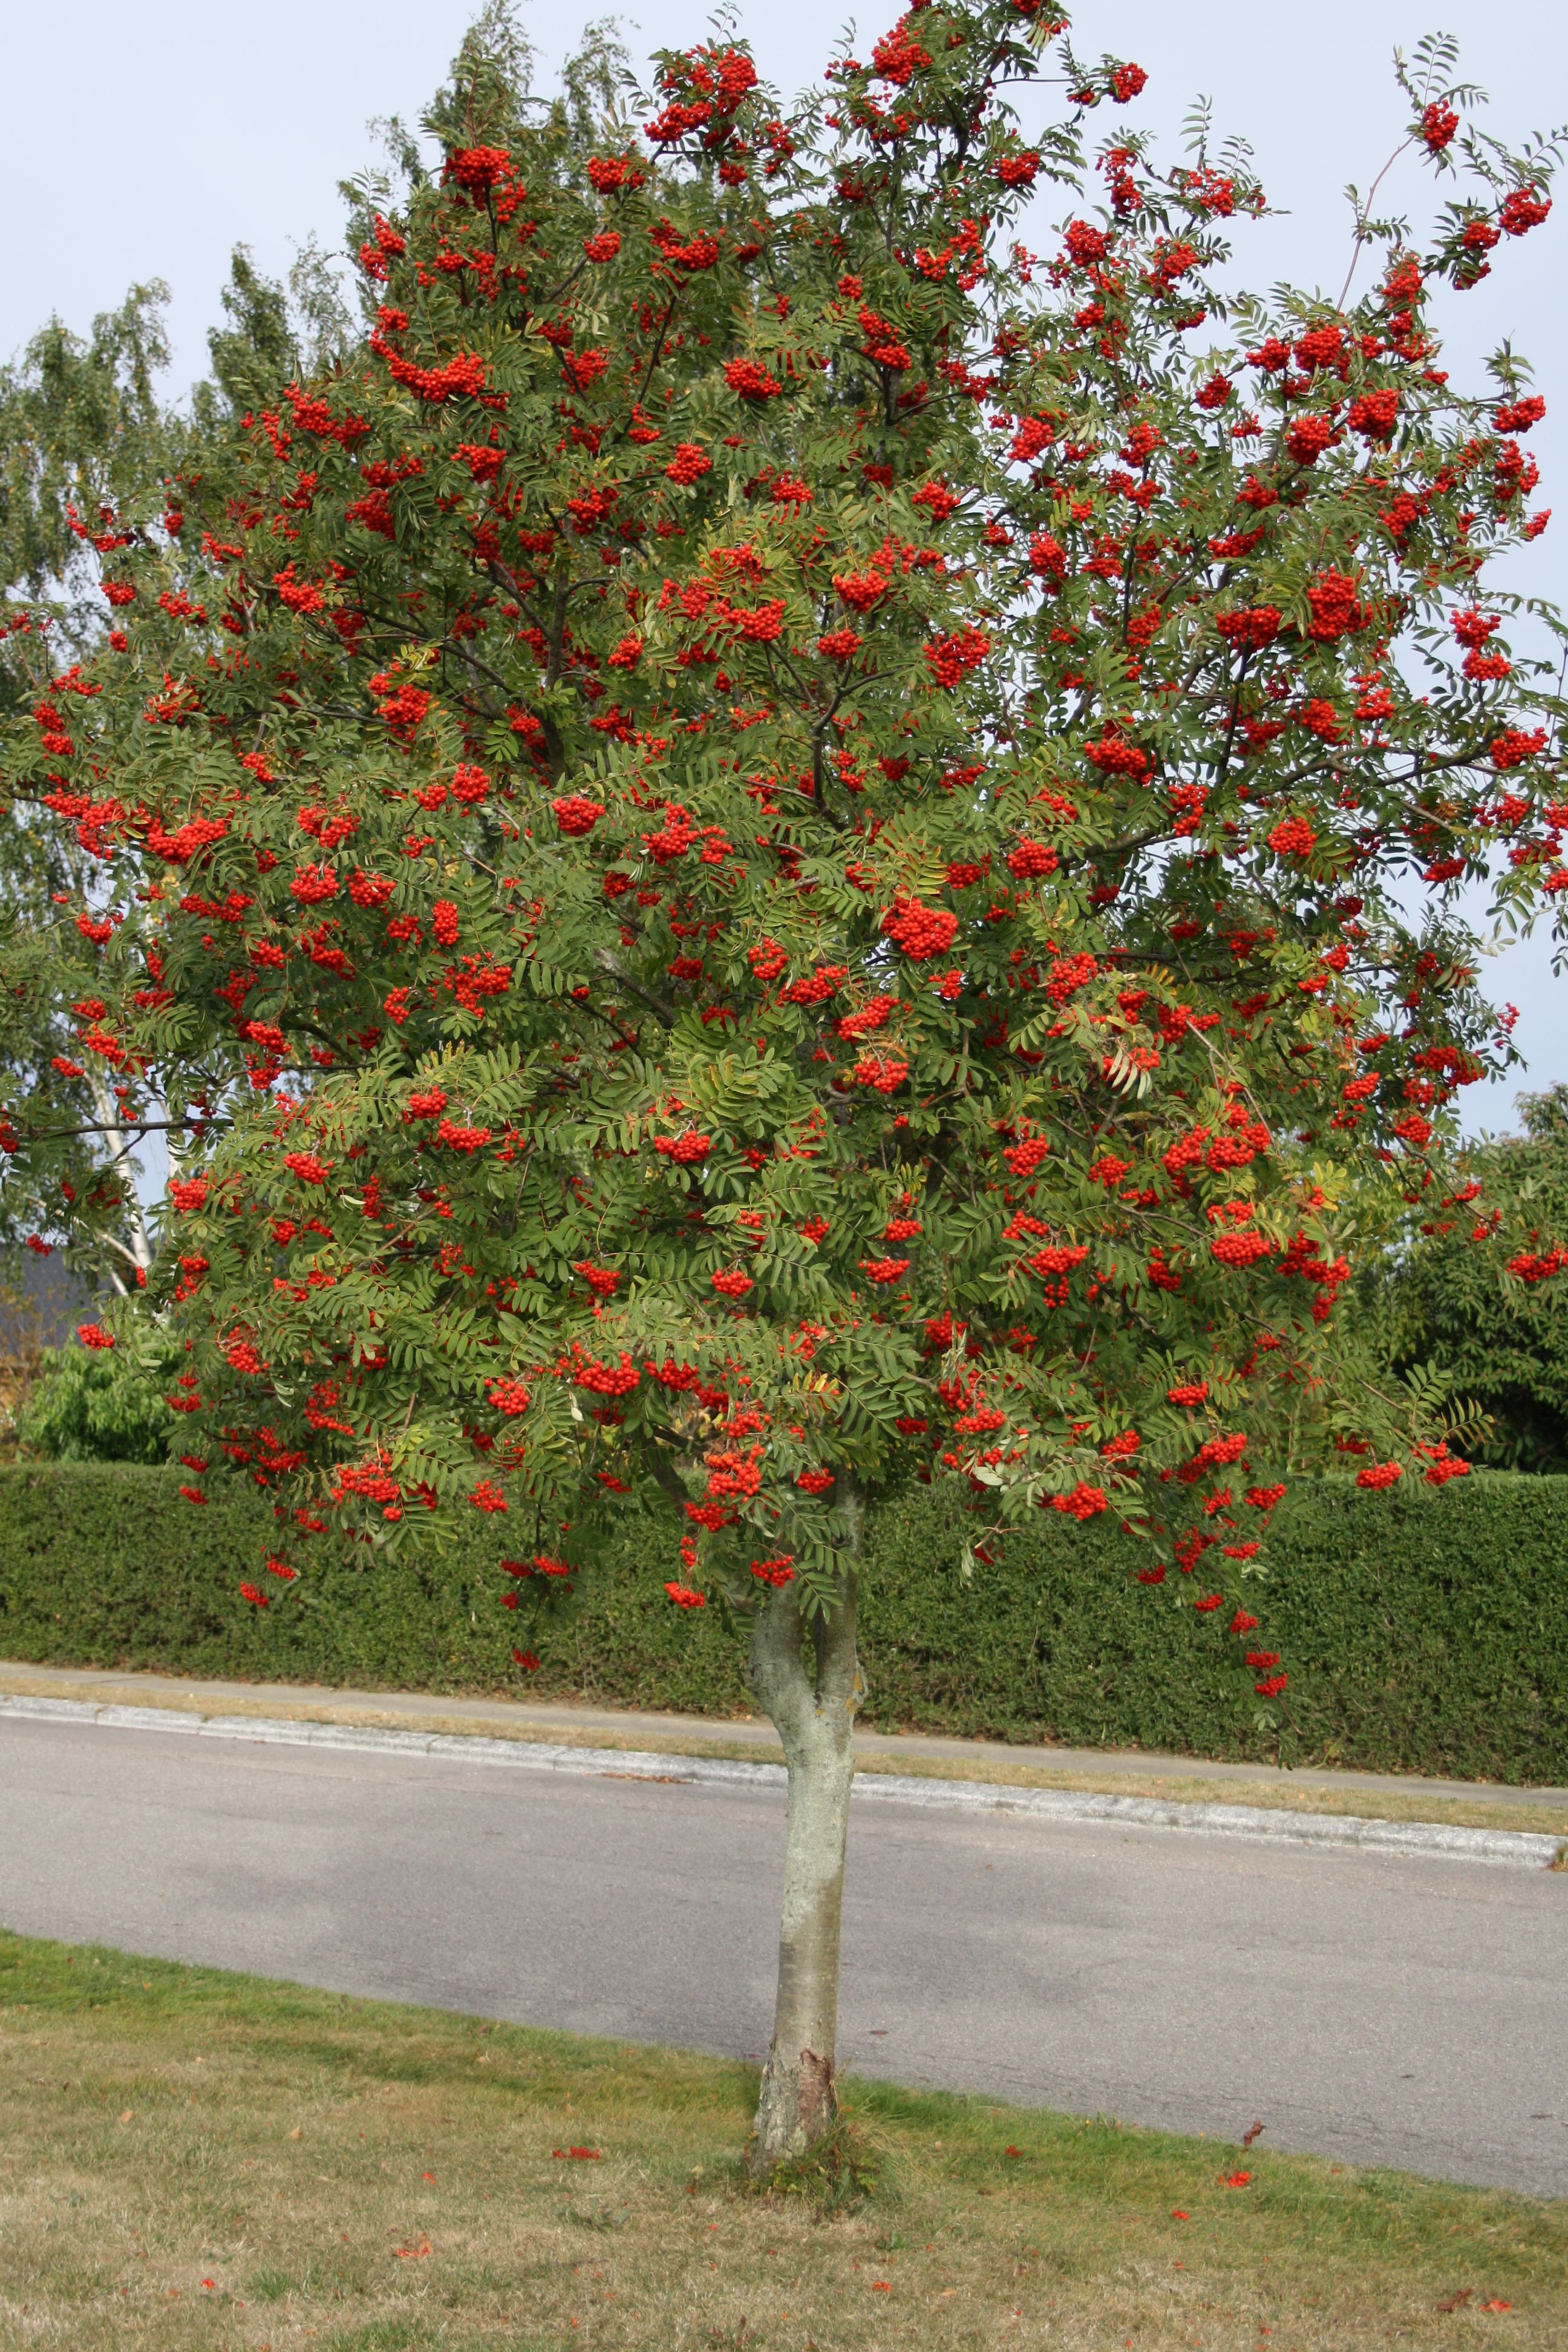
[0,1929,1561,2350]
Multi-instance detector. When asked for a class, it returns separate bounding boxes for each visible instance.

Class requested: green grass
[0,1928,1562,2348]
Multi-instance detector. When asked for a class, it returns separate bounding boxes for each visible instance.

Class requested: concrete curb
[4,1693,1563,1871]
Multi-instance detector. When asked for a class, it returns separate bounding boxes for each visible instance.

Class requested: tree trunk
[745,1488,863,2170]
[84,1066,154,1294]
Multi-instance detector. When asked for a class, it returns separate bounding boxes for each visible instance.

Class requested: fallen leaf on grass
[1437,2290,1474,2313]
[393,2238,431,2259]
[1482,2302,1514,2314]
[554,2146,603,2160]
[1223,2171,1252,2188]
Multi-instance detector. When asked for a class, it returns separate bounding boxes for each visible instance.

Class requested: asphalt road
[2,1714,1564,2197]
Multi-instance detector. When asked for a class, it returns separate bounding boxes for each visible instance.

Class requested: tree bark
[745,1486,864,2169]
[84,1066,154,1293]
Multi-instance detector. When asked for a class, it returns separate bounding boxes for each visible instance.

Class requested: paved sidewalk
[2,1656,1563,1815]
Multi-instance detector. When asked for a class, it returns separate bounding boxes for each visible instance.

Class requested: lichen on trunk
[745,1485,863,2170]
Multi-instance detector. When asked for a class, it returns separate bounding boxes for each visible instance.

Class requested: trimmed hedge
[0,1463,1564,1783]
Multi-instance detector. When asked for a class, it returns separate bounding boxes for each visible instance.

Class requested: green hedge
[0,1463,1564,1783]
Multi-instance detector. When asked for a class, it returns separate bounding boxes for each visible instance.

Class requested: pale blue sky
[5,1,1563,1133]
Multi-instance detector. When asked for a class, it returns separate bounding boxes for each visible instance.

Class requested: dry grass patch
[0,1929,1563,2351]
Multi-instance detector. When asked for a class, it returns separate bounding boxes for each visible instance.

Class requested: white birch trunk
[84,1067,154,1293]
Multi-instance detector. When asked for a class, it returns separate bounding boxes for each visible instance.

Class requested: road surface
[2,1713,1564,2195]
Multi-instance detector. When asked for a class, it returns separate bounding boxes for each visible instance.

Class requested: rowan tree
[2,4,1563,2161]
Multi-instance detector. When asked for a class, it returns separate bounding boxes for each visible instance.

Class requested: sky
[4,0,1563,1135]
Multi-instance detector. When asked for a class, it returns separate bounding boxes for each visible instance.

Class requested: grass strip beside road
[1,1929,1563,2351]
[4,1665,1567,1839]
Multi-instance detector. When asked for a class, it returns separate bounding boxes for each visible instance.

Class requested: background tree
[0,286,181,1281]
[1,1,1562,2164]
[0,243,349,1288]
[1375,1083,1568,1472]
[0,284,173,690]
